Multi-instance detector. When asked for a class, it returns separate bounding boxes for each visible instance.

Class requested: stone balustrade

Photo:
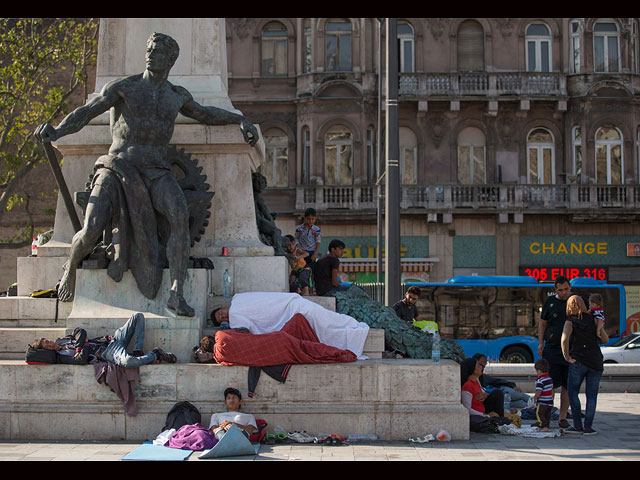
[296,184,640,214]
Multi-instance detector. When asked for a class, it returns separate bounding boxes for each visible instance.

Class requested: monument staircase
[0,264,467,442]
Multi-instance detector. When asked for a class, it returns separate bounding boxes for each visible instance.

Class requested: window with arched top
[261,21,288,77]
[367,127,376,184]
[527,128,555,184]
[325,19,352,72]
[302,127,311,184]
[457,127,486,184]
[400,127,418,184]
[398,21,415,73]
[324,125,353,185]
[526,22,552,72]
[263,127,288,187]
[457,20,484,71]
[570,19,582,73]
[595,127,623,184]
[571,126,582,179]
[594,20,620,72]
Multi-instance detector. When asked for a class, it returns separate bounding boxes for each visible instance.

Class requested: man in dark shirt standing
[538,275,572,429]
[315,239,350,296]
[393,286,421,324]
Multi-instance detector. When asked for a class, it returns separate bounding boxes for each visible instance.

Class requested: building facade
[225,18,640,286]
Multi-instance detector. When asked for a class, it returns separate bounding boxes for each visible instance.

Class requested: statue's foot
[58,266,75,302]
[168,291,195,317]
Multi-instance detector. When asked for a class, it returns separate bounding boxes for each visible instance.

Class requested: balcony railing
[398,72,567,98]
[295,184,640,212]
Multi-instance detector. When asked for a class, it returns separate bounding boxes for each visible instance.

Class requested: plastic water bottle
[223,268,232,298]
[431,332,441,364]
[503,392,511,414]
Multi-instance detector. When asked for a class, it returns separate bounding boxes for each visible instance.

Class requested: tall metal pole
[385,18,401,306]
[376,19,384,284]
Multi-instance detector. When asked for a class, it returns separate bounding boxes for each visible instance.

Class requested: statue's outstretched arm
[180,93,258,146]
[35,83,119,143]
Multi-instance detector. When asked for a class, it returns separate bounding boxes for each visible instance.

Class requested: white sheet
[228,292,370,359]
[497,424,561,438]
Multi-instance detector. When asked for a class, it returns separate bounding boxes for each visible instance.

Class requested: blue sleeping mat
[199,424,260,459]
[121,442,193,461]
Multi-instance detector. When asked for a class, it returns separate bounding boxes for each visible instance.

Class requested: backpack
[162,401,202,432]
[25,328,90,365]
[25,345,58,365]
[29,286,60,323]
[249,419,268,443]
[29,288,58,298]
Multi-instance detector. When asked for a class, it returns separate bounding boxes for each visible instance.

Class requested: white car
[601,333,640,364]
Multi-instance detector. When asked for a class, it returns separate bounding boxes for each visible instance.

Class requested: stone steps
[0,358,467,441]
[0,293,385,360]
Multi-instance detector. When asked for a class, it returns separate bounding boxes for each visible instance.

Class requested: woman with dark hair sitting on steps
[460,357,504,418]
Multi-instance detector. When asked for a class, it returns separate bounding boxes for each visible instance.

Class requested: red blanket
[213,313,357,366]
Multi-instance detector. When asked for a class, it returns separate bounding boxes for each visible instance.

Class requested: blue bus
[405,276,627,363]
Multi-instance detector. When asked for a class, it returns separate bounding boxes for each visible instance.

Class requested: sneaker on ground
[583,428,598,435]
[563,426,584,434]
[152,348,177,363]
[558,419,570,429]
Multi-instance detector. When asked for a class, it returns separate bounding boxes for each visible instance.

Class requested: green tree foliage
[0,18,98,246]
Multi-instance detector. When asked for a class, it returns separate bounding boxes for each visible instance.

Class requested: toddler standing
[533,358,554,432]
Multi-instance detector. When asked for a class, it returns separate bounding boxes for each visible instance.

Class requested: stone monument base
[0,359,468,441]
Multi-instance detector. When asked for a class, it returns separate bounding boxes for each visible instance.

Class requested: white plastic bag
[436,429,451,441]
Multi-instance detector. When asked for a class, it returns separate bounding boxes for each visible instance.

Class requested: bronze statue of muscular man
[35,33,258,317]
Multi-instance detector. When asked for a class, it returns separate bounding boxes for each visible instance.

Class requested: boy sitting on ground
[209,387,257,440]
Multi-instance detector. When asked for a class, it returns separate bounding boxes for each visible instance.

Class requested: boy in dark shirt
[315,239,350,296]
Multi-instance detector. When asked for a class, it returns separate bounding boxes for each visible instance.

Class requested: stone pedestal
[0,359,468,441]
[25,17,285,362]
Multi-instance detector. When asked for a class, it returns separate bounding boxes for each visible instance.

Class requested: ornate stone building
[225,18,640,285]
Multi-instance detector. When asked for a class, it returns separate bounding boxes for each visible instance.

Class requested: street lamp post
[376,18,385,285]
[385,18,401,306]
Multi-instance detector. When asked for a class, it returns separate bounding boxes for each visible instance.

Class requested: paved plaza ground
[1,392,638,462]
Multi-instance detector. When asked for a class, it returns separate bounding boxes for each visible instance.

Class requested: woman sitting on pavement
[472,353,533,411]
[460,357,505,418]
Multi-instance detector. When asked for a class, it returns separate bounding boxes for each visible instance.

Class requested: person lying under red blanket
[213,313,357,366]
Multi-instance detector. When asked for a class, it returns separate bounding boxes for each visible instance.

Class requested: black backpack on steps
[162,401,202,432]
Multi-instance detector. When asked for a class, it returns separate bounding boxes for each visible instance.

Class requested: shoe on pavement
[583,428,598,436]
[152,348,177,363]
[563,426,584,434]
[558,419,570,429]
